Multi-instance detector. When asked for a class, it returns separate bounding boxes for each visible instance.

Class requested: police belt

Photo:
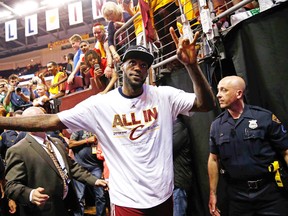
[228,175,274,190]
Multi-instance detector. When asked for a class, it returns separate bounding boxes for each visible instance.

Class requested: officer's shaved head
[217,76,246,110]
[22,107,46,117]
[219,76,246,92]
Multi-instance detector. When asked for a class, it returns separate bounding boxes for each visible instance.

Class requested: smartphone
[94,64,100,69]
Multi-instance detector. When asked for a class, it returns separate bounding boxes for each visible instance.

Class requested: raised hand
[169,27,200,65]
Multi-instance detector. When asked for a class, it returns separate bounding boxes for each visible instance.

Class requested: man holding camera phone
[3,74,31,112]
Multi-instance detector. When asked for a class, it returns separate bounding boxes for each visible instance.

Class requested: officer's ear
[236,90,243,99]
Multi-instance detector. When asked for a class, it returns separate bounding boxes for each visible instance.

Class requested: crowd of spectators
[1,1,284,215]
[0,10,120,215]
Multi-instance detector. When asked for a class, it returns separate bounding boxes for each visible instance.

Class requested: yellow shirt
[49,71,65,95]
[177,0,195,20]
[95,41,106,58]
[133,5,143,37]
[151,0,175,12]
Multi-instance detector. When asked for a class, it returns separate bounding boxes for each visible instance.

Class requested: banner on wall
[68,1,83,25]
[4,0,107,42]
[92,0,106,20]
[25,14,38,37]
[46,8,60,31]
[5,20,17,41]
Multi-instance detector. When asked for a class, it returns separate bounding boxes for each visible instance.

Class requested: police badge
[248,120,258,129]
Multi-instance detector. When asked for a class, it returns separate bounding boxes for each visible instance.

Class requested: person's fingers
[67,75,74,84]
[211,208,221,216]
[36,187,47,194]
[96,179,109,189]
[192,31,200,45]
[169,27,179,48]
[33,195,49,206]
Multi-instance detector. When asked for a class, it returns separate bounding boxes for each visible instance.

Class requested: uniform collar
[220,104,254,125]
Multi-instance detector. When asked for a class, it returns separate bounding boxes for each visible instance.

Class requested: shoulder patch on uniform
[0,136,2,141]
[272,114,281,124]
[248,105,271,114]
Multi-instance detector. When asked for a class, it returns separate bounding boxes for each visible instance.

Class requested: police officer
[208,76,288,216]
[0,110,26,160]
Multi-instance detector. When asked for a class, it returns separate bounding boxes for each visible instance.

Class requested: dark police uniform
[0,131,25,216]
[0,130,26,159]
[210,105,288,216]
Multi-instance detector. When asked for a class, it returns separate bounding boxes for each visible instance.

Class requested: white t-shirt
[58,84,195,208]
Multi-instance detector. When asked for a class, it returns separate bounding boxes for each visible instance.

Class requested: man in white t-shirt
[0,29,215,216]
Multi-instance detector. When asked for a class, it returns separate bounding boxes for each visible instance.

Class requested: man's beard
[124,74,145,89]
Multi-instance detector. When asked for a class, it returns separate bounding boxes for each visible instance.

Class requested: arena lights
[0,11,12,19]
[14,1,39,16]
[40,0,79,7]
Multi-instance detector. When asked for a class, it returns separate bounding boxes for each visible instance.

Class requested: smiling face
[80,41,90,53]
[71,40,81,51]
[93,25,105,42]
[47,62,57,75]
[36,84,46,97]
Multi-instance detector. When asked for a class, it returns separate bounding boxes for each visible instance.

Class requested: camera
[16,87,21,92]
[32,80,38,85]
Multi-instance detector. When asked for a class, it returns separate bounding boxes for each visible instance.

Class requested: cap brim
[123,51,154,68]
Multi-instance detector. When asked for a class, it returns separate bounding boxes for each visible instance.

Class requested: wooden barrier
[58,78,100,112]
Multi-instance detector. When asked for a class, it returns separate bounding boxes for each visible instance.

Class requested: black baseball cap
[122,45,154,68]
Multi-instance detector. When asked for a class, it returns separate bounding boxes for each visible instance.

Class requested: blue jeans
[173,187,188,216]
[73,166,106,216]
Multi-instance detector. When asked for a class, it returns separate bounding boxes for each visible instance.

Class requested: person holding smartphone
[84,49,118,94]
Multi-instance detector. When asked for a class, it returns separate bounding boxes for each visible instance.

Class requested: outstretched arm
[67,57,83,84]
[170,27,215,112]
[109,45,121,63]
[0,114,66,132]
[104,41,114,78]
